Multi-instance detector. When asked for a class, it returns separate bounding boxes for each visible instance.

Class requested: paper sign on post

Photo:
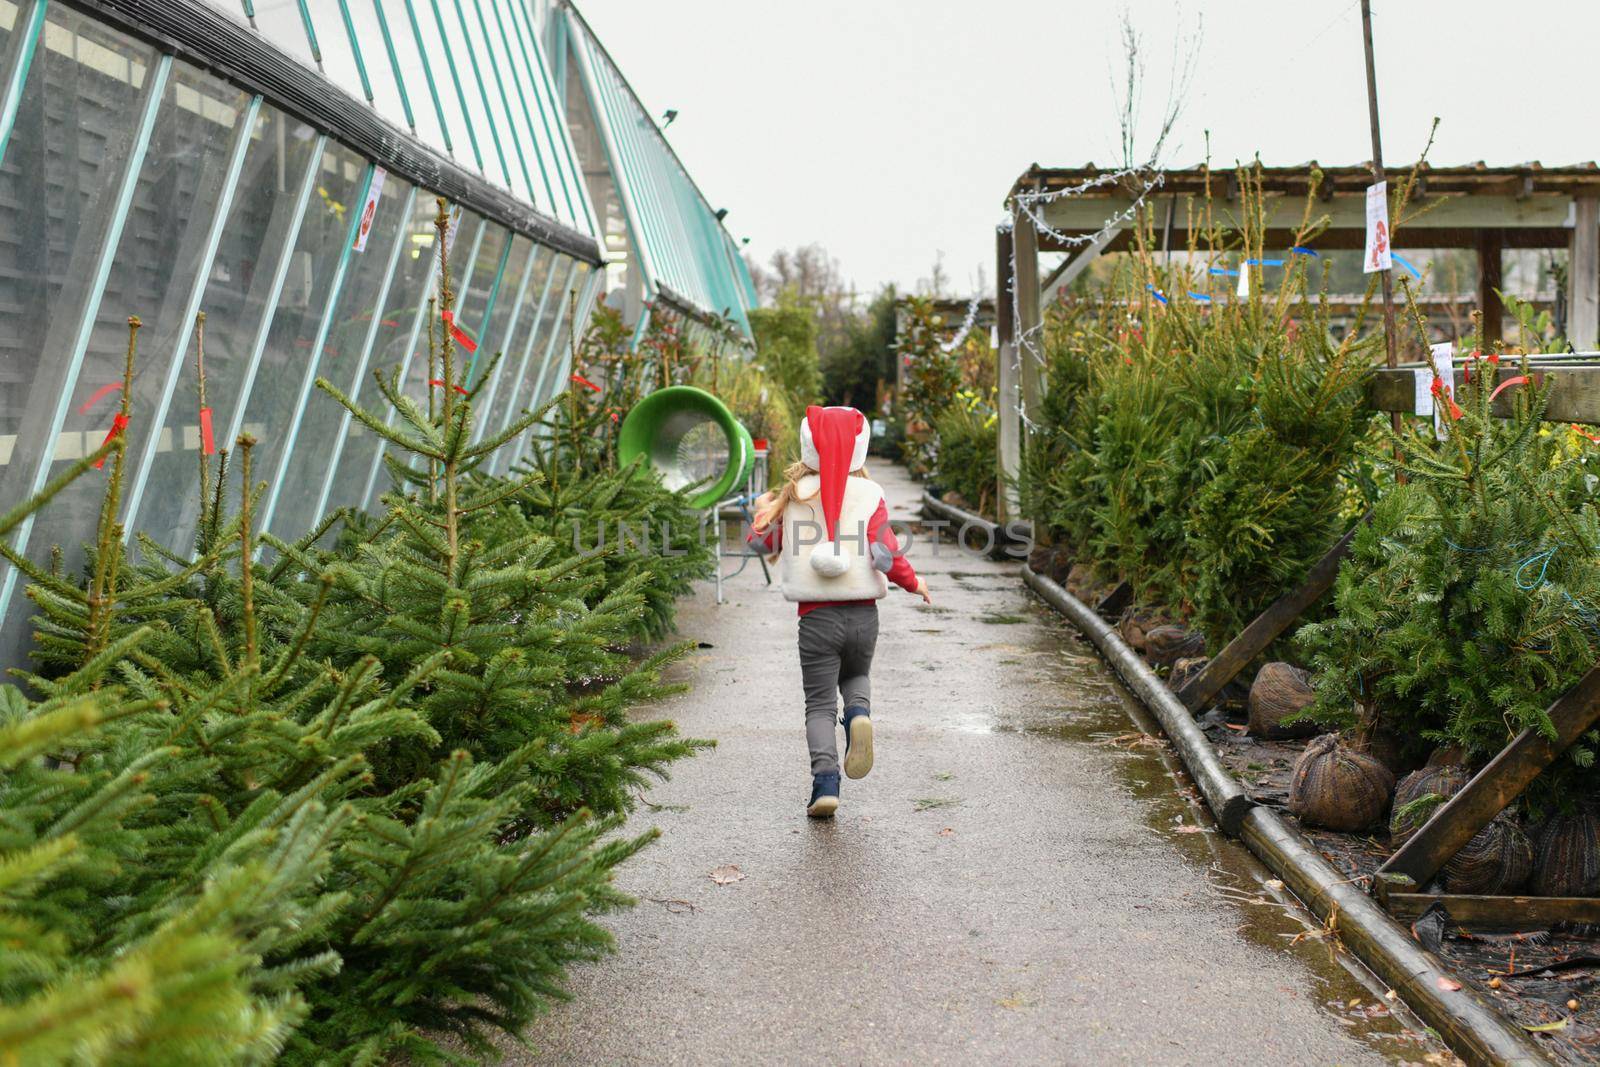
[1413,368,1434,417]
[1365,181,1392,274]
[353,167,387,252]
[1430,341,1455,438]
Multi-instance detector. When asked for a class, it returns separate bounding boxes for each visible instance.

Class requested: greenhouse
[0,0,753,667]
[11,3,1600,1065]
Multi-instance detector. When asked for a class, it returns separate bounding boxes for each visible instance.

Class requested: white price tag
[352,167,386,252]
[1413,368,1434,417]
[1430,341,1456,438]
[1365,181,1392,274]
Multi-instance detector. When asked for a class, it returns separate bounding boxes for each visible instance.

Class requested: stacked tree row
[0,205,714,1064]
[1025,175,1600,900]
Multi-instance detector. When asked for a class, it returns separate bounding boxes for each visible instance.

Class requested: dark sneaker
[841,705,874,780]
[807,772,840,818]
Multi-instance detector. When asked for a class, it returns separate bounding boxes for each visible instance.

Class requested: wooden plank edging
[1378,663,1600,887]
[1020,563,1548,1067]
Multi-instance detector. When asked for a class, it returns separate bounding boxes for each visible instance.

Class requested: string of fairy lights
[938,295,983,353]
[1005,165,1169,430]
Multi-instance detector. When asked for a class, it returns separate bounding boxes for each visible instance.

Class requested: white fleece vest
[779,475,889,602]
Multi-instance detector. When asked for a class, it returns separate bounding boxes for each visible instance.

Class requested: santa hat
[800,406,871,576]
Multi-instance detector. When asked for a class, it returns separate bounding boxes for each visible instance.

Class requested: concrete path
[504,464,1444,1066]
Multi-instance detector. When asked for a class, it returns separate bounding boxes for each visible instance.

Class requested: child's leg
[837,604,880,711]
[839,605,879,780]
[797,610,845,775]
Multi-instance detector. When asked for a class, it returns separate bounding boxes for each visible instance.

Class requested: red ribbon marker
[78,381,122,415]
[440,310,478,353]
[199,407,215,455]
[1431,377,1464,421]
[95,413,129,469]
[429,378,469,396]
[1487,375,1530,403]
[1573,423,1600,444]
[570,373,602,392]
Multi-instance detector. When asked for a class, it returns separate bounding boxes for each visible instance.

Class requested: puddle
[1002,603,1447,1062]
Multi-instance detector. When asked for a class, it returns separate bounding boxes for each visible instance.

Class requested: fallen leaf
[1436,976,1462,992]
[1264,879,1285,891]
[646,897,697,914]
[1385,989,1398,1000]
[709,864,744,886]
[1174,825,1206,834]
[1523,1018,1569,1033]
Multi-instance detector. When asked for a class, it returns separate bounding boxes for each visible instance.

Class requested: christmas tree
[2,202,712,1062]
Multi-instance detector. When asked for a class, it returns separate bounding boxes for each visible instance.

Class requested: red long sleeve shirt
[747,499,920,616]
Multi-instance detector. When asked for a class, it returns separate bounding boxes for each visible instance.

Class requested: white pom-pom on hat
[809,540,851,577]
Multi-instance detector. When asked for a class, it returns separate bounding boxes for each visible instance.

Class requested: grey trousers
[797,603,880,775]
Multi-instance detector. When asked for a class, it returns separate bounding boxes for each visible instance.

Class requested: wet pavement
[502,464,1446,1066]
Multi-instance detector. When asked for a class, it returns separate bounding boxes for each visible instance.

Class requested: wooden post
[1014,207,1043,426]
[1478,231,1504,347]
[995,225,1021,522]
[1359,0,1404,445]
[1569,197,1599,349]
[1378,664,1600,886]
[1176,517,1365,712]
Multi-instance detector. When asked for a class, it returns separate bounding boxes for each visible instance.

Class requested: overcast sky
[575,0,1600,299]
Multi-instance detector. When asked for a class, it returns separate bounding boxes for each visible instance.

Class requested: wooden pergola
[994,161,1600,520]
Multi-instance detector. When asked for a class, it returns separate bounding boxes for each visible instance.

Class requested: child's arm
[868,501,931,603]
[747,492,781,555]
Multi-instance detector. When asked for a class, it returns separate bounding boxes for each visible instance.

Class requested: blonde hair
[753,460,870,533]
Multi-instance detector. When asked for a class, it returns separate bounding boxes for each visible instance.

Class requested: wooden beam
[1040,224,1120,306]
[1036,191,1575,238]
[1478,231,1504,345]
[1569,197,1599,349]
[1382,891,1600,929]
[1368,362,1600,425]
[995,225,1021,522]
[1176,518,1364,712]
[1378,664,1600,886]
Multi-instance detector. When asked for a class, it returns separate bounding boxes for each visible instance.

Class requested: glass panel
[476,244,548,447]
[268,170,413,540]
[397,212,481,417]
[417,1,502,185]
[133,104,323,553]
[329,3,414,139]
[488,252,565,474]
[315,1,372,107]
[454,221,507,385]
[452,0,534,204]
[0,1,27,92]
[251,0,320,70]
[26,63,252,584]
[0,4,157,665]
[471,233,530,384]
[384,0,452,156]
[532,259,586,408]
[324,191,438,514]
[235,141,366,509]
